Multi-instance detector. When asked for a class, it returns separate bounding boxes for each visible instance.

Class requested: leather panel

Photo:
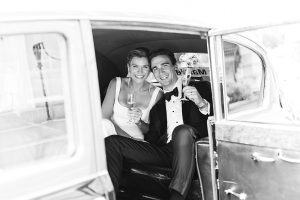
[218,141,300,200]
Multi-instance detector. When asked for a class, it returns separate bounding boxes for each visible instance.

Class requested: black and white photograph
[1,0,300,199]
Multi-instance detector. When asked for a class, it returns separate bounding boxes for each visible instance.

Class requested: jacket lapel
[154,98,168,144]
[158,98,167,129]
[182,100,191,124]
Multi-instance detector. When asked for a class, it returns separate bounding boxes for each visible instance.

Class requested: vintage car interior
[2,16,300,200]
[92,21,300,200]
[93,27,208,102]
[92,25,213,200]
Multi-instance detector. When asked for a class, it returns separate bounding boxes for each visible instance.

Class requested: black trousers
[105,124,197,199]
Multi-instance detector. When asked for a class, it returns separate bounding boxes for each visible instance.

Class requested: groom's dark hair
[149,49,177,66]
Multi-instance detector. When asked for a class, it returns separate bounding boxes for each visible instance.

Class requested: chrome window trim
[208,20,300,36]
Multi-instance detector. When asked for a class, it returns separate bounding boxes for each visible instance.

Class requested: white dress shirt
[165,78,210,143]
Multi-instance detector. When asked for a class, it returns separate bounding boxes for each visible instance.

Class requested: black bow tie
[164,87,179,101]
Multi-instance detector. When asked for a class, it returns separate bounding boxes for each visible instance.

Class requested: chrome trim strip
[208,20,300,36]
[208,35,222,121]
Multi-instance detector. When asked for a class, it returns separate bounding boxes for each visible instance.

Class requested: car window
[239,23,300,123]
[0,33,73,169]
[223,41,264,114]
[221,23,300,125]
[175,53,210,82]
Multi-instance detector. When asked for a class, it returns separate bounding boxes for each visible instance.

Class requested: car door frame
[208,23,300,200]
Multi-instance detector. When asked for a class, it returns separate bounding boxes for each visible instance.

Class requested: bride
[101,48,162,140]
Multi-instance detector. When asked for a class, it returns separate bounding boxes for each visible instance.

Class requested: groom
[105,49,213,200]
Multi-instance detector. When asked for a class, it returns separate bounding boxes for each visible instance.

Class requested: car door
[0,19,113,199]
[208,22,300,200]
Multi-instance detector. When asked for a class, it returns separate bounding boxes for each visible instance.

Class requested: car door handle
[225,189,247,200]
[278,151,300,164]
[251,152,276,162]
[251,151,300,163]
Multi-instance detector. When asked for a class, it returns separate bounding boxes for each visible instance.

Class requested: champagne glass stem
[127,93,136,123]
[181,67,192,101]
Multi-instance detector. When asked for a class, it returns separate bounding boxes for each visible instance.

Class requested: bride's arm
[102,78,133,139]
[137,89,163,134]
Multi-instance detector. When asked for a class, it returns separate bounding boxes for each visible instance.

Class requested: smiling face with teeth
[151,55,178,91]
[127,57,150,83]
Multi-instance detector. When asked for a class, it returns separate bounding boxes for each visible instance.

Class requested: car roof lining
[93,28,207,75]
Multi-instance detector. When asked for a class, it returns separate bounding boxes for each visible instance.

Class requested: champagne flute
[127,93,136,123]
[181,67,192,101]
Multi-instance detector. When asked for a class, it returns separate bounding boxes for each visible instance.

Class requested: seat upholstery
[118,137,212,200]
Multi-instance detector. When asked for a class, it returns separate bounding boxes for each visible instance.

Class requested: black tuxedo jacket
[144,81,213,146]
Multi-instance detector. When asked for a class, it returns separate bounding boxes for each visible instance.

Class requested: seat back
[118,137,214,200]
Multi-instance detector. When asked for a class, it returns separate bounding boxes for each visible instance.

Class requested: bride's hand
[128,107,142,123]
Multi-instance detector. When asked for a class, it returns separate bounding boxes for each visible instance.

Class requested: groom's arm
[195,81,213,116]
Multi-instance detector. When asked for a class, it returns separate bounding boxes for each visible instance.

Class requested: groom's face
[151,55,178,91]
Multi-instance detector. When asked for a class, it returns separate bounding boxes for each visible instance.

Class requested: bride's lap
[102,118,117,137]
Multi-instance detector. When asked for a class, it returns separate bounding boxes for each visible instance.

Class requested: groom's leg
[105,135,171,192]
[169,125,197,199]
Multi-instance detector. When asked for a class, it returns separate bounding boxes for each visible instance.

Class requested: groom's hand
[182,86,205,107]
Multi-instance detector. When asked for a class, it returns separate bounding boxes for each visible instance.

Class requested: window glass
[238,23,300,123]
[223,41,263,114]
[0,33,71,169]
[175,53,210,82]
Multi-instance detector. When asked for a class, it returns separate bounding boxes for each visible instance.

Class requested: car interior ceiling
[92,28,208,102]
